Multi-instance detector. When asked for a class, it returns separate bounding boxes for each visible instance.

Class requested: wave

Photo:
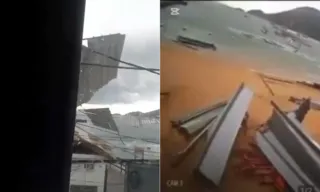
[250,68,320,83]
[295,52,317,62]
[228,27,318,63]
[228,27,288,48]
[307,73,320,83]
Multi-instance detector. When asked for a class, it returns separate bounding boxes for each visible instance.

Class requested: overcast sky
[79,0,319,114]
[220,1,320,13]
[81,0,160,114]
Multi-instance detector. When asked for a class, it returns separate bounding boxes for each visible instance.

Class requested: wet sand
[160,41,320,192]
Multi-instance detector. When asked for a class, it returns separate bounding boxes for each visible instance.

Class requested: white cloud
[82,0,160,114]
[81,100,160,115]
[83,0,160,37]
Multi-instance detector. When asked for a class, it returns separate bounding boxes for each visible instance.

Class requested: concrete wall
[70,162,125,192]
[124,163,160,192]
[77,34,126,106]
[70,163,106,192]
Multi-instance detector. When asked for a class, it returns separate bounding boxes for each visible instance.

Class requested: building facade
[70,154,125,192]
[70,162,106,192]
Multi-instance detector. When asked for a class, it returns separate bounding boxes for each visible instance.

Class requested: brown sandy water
[160,41,320,192]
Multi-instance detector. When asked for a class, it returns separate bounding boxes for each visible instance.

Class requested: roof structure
[78,33,126,106]
[72,153,105,161]
[74,108,160,161]
[83,108,119,132]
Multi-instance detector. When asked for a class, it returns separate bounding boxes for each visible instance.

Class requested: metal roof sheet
[75,110,160,160]
[180,103,225,135]
[197,83,253,185]
[78,34,125,105]
[256,102,320,191]
[172,100,227,126]
[255,132,313,192]
[83,108,119,132]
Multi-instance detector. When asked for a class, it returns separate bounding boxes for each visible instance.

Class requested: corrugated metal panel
[78,34,126,105]
[74,127,114,159]
[265,104,320,189]
[255,132,311,192]
[75,110,160,160]
[75,124,160,160]
[180,104,225,134]
[125,163,159,192]
[178,25,215,46]
[84,108,119,132]
[271,102,320,156]
[171,100,227,126]
[197,83,253,185]
[172,118,218,165]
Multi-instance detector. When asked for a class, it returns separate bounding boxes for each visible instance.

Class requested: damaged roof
[78,34,126,106]
[83,108,119,132]
[74,108,160,160]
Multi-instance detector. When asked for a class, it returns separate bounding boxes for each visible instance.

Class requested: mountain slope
[160,1,187,9]
[248,7,320,41]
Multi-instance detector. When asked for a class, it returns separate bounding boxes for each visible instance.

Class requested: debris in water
[177,36,217,50]
[261,26,268,34]
[289,96,320,111]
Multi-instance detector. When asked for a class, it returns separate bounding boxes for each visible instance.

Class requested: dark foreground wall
[77,34,126,105]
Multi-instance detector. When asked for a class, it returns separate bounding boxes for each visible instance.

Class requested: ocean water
[161,2,320,81]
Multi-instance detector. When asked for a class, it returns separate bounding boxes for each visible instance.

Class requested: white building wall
[70,161,125,192]
[70,163,106,192]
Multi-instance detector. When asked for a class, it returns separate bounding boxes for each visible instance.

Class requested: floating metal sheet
[271,101,320,154]
[177,26,216,50]
[267,103,320,189]
[171,100,227,126]
[197,83,253,185]
[256,103,320,191]
[312,100,320,110]
[172,118,218,167]
[289,96,320,111]
[180,104,225,135]
[255,132,315,192]
[177,36,217,50]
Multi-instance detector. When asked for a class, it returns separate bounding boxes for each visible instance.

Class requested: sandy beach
[160,41,320,192]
